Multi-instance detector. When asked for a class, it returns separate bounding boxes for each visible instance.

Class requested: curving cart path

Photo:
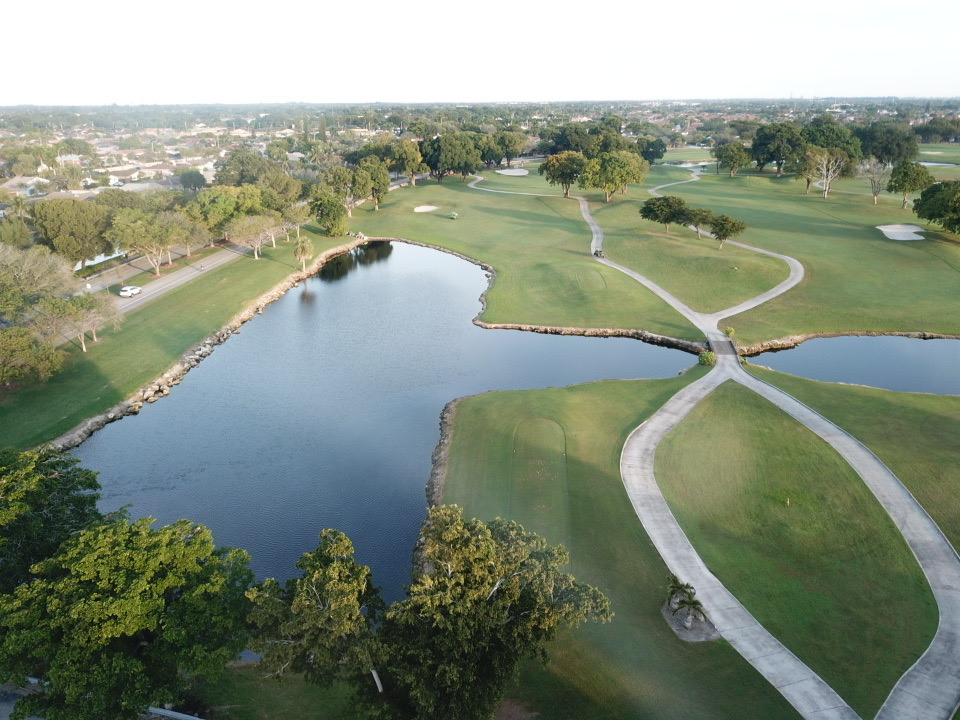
[469,171,960,719]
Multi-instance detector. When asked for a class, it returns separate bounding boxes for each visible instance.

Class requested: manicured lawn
[662,147,716,164]
[188,664,354,720]
[655,381,936,718]
[0,227,345,450]
[350,180,702,340]
[656,170,960,344]
[918,143,960,165]
[749,366,960,552]
[441,372,801,720]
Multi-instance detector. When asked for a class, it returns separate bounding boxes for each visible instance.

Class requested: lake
[75,242,692,599]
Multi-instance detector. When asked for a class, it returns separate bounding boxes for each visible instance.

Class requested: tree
[913,181,960,233]
[359,157,391,211]
[665,573,695,609]
[283,204,312,239]
[639,195,690,232]
[350,168,373,214]
[579,151,649,202]
[750,122,806,176]
[636,136,667,164]
[687,207,715,239]
[854,122,918,166]
[420,133,482,183]
[294,235,314,271]
[0,515,252,720]
[712,142,751,177]
[247,529,385,690]
[494,130,526,167]
[0,449,102,593]
[0,327,63,386]
[887,161,935,209]
[186,186,240,242]
[31,198,110,270]
[859,156,894,205]
[806,145,854,198]
[311,190,348,236]
[391,140,427,186]
[249,506,610,720]
[380,507,611,719]
[106,208,172,276]
[538,150,588,198]
[224,213,277,260]
[177,169,207,192]
[0,218,32,248]
[708,214,747,249]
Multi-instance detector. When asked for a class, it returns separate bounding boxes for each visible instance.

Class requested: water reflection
[76,242,690,599]
[319,241,394,282]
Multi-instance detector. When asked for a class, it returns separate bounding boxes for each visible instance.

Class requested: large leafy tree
[854,122,918,166]
[708,214,747,249]
[493,130,526,167]
[249,506,611,720]
[913,181,960,234]
[579,151,648,202]
[636,136,667,164]
[887,161,935,209]
[639,195,690,232]
[0,515,253,720]
[359,157,391,211]
[380,507,611,719]
[31,198,110,270]
[390,140,427,186]
[713,141,751,177]
[311,189,348,236]
[0,449,102,593]
[750,122,806,176]
[538,150,588,197]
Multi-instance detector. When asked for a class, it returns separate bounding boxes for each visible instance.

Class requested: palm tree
[665,573,695,609]
[294,236,314,272]
[672,596,707,629]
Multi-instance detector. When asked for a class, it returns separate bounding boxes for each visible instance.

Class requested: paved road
[470,170,960,719]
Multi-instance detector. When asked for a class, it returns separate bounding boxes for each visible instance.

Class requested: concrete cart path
[469,170,960,719]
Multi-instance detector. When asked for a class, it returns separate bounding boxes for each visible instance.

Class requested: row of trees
[639,196,747,249]
[538,149,650,202]
[0,451,610,720]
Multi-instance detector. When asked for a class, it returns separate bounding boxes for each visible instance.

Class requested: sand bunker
[877,224,926,241]
[413,205,439,213]
[495,168,529,176]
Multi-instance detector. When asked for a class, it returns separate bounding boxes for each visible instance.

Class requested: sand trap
[877,224,926,241]
[495,168,529,176]
[921,151,943,155]
[413,205,439,213]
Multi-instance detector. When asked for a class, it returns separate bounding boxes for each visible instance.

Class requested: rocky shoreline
[47,235,959,455]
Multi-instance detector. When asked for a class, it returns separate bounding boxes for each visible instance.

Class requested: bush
[698,351,716,366]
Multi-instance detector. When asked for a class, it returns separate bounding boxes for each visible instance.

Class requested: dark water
[755,335,960,396]
[75,242,691,599]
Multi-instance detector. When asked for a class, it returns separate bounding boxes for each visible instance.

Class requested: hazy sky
[6,0,957,106]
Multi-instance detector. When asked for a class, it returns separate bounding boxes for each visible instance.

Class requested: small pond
[754,335,960,396]
[75,242,692,599]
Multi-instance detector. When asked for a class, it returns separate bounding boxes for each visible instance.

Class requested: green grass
[187,664,354,720]
[441,372,801,720]
[0,227,346,450]
[918,143,960,165]
[654,381,936,717]
[350,179,702,340]
[661,147,716,164]
[653,170,960,344]
[749,366,960,551]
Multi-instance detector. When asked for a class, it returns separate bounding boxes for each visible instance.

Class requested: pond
[75,242,692,599]
[753,335,960,396]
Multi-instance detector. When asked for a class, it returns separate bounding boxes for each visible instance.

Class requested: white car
[119,286,142,298]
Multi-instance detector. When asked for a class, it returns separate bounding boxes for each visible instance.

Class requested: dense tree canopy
[579,151,648,202]
[538,150,588,197]
[0,449,102,593]
[0,515,252,720]
[713,142,751,177]
[751,122,806,176]
[887,161,935,209]
[248,506,611,720]
[31,199,111,269]
[639,195,690,232]
[913,181,960,233]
